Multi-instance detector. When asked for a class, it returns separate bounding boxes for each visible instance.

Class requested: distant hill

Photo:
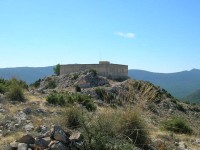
[128,69,200,99]
[0,66,54,84]
[1,66,200,99]
[182,89,200,104]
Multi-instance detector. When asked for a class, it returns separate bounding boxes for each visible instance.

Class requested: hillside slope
[183,89,200,104]
[128,69,200,98]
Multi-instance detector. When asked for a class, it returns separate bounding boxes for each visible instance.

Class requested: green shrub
[6,85,25,101]
[0,83,7,94]
[81,109,151,150]
[170,98,177,104]
[46,92,96,111]
[95,88,114,103]
[85,101,97,111]
[89,69,97,76]
[190,106,200,112]
[161,117,192,134]
[82,110,121,150]
[65,107,82,129]
[95,87,106,100]
[148,103,157,112]
[9,78,28,89]
[75,85,81,92]
[176,103,185,112]
[46,92,66,105]
[47,80,56,89]
[120,110,151,149]
[72,74,79,80]
[53,64,60,76]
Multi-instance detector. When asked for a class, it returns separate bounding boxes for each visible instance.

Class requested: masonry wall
[60,63,128,79]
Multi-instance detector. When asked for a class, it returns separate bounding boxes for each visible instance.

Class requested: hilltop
[0,70,200,149]
[1,66,200,102]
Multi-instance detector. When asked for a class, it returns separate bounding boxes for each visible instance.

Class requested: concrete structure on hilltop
[60,61,128,79]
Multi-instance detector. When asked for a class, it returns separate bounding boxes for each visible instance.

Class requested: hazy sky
[0,0,200,72]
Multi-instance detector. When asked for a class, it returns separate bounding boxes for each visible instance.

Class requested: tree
[53,64,60,76]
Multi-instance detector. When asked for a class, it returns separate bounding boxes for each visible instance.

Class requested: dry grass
[0,131,24,148]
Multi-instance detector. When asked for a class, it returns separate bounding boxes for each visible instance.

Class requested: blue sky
[0,0,200,72]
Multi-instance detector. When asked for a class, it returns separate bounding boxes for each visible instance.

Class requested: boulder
[34,137,51,149]
[178,141,189,150]
[50,126,70,144]
[10,141,19,150]
[17,143,28,150]
[24,123,34,132]
[23,108,32,115]
[17,134,35,144]
[49,141,69,150]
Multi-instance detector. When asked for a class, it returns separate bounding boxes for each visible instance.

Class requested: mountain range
[0,66,54,84]
[0,66,200,101]
[128,69,200,99]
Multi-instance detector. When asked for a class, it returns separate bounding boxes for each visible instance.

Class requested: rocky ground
[0,70,200,150]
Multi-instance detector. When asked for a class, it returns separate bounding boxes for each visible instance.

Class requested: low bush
[1,78,27,102]
[65,107,83,129]
[46,92,67,105]
[176,103,185,112]
[120,110,151,149]
[81,109,151,150]
[161,117,192,134]
[148,103,157,112]
[75,85,81,92]
[47,80,56,89]
[89,69,97,76]
[46,92,96,111]
[95,87,106,100]
[0,83,7,94]
[8,78,28,89]
[85,101,97,111]
[72,74,79,80]
[95,87,114,104]
[6,85,25,102]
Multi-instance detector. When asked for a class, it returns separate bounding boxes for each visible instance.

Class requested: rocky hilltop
[0,70,200,150]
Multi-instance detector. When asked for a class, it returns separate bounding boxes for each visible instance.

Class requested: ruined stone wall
[60,63,128,79]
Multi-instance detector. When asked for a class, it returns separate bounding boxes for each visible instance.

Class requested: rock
[15,111,27,124]
[24,123,34,132]
[17,134,35,144]
[50,125,70,144]
[0,108,6,113]
[70,131,83,141]
[17,143,28,150]
[34,137,51,149]
[23,108,32,115]
[196,139,200,144]
[15,124,20,128]
[49,141,68,150]
[37,125,48,134]
[75,71,109,88]
[10,141,19,150]
[0,129,2,136]
[0,94,4,101]
[35,108,47,115]
[178,141,188,150]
